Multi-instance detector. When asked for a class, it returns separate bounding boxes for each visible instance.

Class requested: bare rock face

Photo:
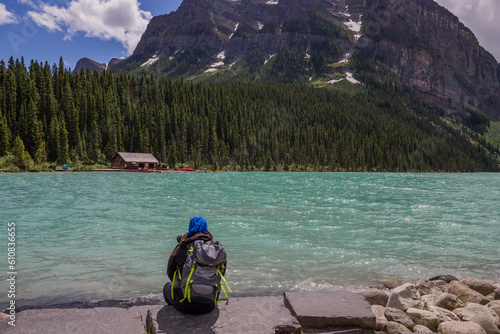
[133,0,361,62]
[73,58,107,73]
[358,0,500,119]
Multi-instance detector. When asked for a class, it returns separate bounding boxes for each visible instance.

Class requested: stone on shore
[452,304,500,334]
[431,280,450,293]
[493,282,500,300]
[371,305,387,330]
[461,277,495,296]
[468,314,500,334]
[413,324,436,333]
[357,290,390,306]
[434,292,465,311]
[386,283,424,311]
[406,307,440,332]
[455,303,500,323]
[384,307,414,330]
[416,279,444,296]
[438,321,487,334]
[429,275,458,283]
[447,281,490,305]
[429,305,460,322]
[385,321,411,334]
[421,294,438,308]
[488,300,500,318]
[284,290,376,330]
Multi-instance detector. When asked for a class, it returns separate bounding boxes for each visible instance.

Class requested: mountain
[78,0,500,120]
[360,0,500,119]
[73,57,123,73]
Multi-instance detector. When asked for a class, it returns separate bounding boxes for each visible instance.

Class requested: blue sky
[0,0,498,69]
[0,0,183,68]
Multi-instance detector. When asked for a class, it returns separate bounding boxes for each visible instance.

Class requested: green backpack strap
[216,267,232,298]
[171,268,181,300]
[179,245,195,303]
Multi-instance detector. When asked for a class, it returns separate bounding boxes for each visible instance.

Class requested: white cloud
[0,3,18,25]
[26,0,152,55]
[435,0,500,61]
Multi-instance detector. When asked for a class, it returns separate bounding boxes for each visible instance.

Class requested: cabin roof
[114,152,159,164]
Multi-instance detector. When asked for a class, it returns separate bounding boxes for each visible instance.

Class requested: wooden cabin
[111,152,159,170]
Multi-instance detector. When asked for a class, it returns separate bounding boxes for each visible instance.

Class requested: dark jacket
[167,232,213,281]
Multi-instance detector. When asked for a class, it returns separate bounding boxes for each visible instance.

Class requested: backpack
[171,239,231,305]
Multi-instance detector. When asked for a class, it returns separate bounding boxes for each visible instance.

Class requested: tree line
[0,56,498,172]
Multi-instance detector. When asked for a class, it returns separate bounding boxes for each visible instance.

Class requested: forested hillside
[0,57,498,172]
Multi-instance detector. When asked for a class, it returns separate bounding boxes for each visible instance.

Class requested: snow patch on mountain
[141,54,159,67]
[205,51,227,73]
[264,54,276,65]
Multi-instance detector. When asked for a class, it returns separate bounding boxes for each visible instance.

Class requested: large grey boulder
[429,305,460,322]
[461,277,495,296]
[456,303,500,323]
[385,321,411,334]
[438,321,487,334]
[371,305,387,330]
[284,291,376,330]
[357,290,390,306]
[468,314,500,334]
[416,279,444,296]
[406,308,440,332]
[384,307,414,330]
[447,281,490,305]
[386,283,424,311]
[453,303,500,334]
[488,300,500,319]
[435,293,465,311]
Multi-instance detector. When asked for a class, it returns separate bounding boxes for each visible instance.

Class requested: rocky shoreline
[355,275,500,334]
[1,275,499,334]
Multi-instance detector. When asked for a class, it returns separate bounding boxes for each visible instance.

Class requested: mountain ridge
[77,0,500,120]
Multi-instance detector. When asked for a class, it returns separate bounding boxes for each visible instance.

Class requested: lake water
[1,172,499,309]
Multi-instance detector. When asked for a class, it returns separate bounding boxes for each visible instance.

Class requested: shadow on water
[156,306,219,334]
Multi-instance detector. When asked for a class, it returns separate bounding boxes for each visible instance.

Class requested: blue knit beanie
[189,216,208,235]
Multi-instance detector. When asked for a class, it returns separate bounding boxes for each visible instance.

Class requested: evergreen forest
[0,57,499,172]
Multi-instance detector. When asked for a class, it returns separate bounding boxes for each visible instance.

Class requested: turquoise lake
[1,172,499,309]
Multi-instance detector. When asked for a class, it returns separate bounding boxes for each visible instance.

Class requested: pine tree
[0,107,11,156]
[12,136,33,171]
